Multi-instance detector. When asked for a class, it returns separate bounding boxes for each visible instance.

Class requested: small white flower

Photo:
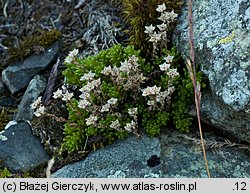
[138,74,146,83]
[80,71,95,81]
[167,68,179,78]
[78,99,90,109]
[124,123,132,132]
[158,10,178,23]
[64,49,79,63]
[124,120,136,132]
[91,78,101,88]
[82,81,95,92]
[85,115,98,126]
[128,108,138,116]
[149,32,162,43]
[69,48,79,57]
[156,91,168,102]
[79,92,90,99]
[169,10,178,21]
[164,55,174,63]
[34,105,45,117]
[142,87,152,96]
[62,91,74,101]
[107,98,118,105]
[101,66,112,75]
[142,86,161,96]
[111,66,120,76]
[144,24,155,34]
[64,56,73,64]
[31,96,42,109]
[167,86,175,94]
[147,100,155,106]
[120,60,131,73]
[159,63,171,71]
[110,120,121,130]
[157,23,167,31]
[156,3,166,13]
[128,55,139,64]
[53,89,63,99]
[100,103,110,112]
[150,85,161,95]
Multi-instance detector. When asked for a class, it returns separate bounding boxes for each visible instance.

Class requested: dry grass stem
[187,0,211,178]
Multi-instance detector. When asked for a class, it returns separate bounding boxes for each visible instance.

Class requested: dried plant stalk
[187,0,211,178]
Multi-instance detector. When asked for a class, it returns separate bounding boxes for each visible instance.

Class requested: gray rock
[190,90,250,143]
[173,0,250,142]
[0,76,4,95]
[52,132,250,178]
[0,121,49,172]
[15,75,46,121]
[160,131,250,178]
[52,135,161,178]
[2,40,61,94]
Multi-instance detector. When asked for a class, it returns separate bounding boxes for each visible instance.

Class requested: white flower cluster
[75,56,146,133]
[160,54,179,86]
[77,70,121,127]
[110,119,121,130]
[159,54,174,71]
[78,78,101,110]
[142,85,161,96]
[125,107,138,133]
[101,98,118,113]
[124,120,136,132]
[141,83,175,110]
[85,114,98,126]
[159,54,179,80]
[142,54,178,110]
[30,97,46,117]
[101,55,146,91]
[53,85,74,102]
[141,86,163,110]
[64,48,79,64]
[80,78,101,93]
[144,3,178,51]
[80,71,95,81]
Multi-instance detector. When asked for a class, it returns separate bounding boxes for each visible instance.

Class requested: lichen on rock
[173,0,250,143]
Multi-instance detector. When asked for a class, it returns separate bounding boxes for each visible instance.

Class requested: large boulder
[173,0,250,142]
[52,132,250,178]
[52,135,161,178]
[2,40,61,94]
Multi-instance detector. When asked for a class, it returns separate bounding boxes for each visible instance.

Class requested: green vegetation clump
[61,44,182,152]
[171,61,206,132]
[0,167,32,178]
[59,44,206,153]
[122,0,183,58]
[0,168,12,178]
[7,29,61,62]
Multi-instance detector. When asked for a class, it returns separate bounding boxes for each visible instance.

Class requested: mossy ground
[7,29,62,63]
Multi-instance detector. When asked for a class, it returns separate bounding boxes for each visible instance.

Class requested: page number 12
[234,182,247,191]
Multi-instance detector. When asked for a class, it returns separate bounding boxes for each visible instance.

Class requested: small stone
[0,121,49,172]
[15,75,47,121]
[2,40,61,94]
